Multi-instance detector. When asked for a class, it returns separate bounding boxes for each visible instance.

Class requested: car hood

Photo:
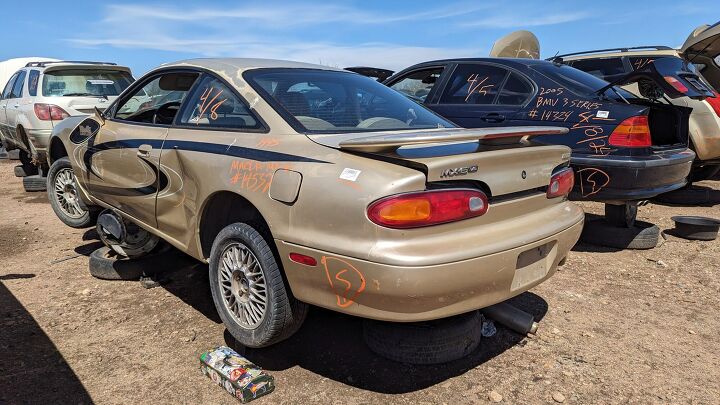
[680,21,720,92]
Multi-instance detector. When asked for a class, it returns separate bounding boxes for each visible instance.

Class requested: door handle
[480,113,505,123]
[12,104,19,108]
[137,144,152,157]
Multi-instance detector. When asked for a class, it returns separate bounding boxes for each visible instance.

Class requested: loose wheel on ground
[580,218,660,250]
[209,222,308,348]
[363,311,483,365]
[47,157,98,228]
[89,244,192,280]
[23,175,47,192]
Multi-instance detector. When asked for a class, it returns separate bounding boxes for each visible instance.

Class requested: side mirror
[94,106,105,125]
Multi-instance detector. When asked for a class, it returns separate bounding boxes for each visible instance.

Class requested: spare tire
[363,311,483,365]
[580,218,659,250]
[88,244,192,280]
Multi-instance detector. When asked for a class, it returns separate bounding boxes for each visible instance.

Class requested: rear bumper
[569,149,695,201]
[276,206,584,322]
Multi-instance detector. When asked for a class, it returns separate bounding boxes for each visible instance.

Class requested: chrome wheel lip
[54,168,84,219]
[218,242,268,329]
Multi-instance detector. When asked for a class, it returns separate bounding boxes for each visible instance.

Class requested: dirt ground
[1,158,719,405]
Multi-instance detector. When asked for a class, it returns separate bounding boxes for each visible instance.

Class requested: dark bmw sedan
[381,57,713,227]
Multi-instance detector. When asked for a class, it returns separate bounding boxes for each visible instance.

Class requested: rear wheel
[209,223,307,348]
[47,157,98,228]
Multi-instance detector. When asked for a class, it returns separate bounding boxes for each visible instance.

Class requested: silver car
[0,61,133,173]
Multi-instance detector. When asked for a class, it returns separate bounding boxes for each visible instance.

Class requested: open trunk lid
[597,56,714,100]
[310,126,570,197]
[680,21,720,92]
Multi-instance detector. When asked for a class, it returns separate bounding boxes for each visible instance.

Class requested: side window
[439,64,507,104]
[568,58,626,82]
[389,68,443,102]
[628,56,655,71]
[28,70,40,97]
[496,73,534,105]
[179,75,263,130]
[10,70,27,99]
[114,72,199,124]
[2,72,19,99]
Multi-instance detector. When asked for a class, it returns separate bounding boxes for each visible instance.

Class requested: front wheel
[47,157,97,228]
[209,223,307,348]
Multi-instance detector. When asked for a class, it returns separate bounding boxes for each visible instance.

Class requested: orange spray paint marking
[321,256,366,308]
[577,168,611,197]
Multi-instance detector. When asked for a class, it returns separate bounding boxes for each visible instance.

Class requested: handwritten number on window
[195,87,228,124]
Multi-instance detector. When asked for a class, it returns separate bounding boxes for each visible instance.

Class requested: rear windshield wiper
[63,93,108,100]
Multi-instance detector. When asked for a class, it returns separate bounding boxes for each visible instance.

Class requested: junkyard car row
[0,22,719,352]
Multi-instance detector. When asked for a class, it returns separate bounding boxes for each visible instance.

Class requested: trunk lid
[680,21,720,92]
[597,56,714,100]
[489,30,540,59]
[309,127,571,197]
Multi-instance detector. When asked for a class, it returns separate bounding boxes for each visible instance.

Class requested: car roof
[395,57,556,72]
[559,49,680,61]
[158,58,343,73]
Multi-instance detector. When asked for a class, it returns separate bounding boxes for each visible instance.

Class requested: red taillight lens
[367,189,489,229]
[547,168,574,198]
[706,95,720,117]
[34,103,69,121]
[609,115,652,147]
[289,253,317,266]
[664,76,689,94]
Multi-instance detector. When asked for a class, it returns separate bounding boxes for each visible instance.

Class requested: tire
[581,218,659,250]
[23,175,47,192]
[209,223,308,348]
[96,211,160,259]
[89,244,190,280]
[690,164,720,183]
[47,158,98,228]
[14,165,27,177]
[604,203,637,228]
[363,311,483,365]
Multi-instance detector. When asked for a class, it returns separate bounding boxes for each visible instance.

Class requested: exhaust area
[481,302,539,335]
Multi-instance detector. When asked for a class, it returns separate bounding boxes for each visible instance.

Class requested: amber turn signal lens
[608,115,652,147]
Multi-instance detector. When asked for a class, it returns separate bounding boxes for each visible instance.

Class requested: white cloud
[67,2,487,70]
[461,11,590,28]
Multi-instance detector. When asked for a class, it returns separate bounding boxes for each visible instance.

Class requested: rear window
[569,58,626,82]
[245,69,453,134]
[531,62,636,101]
[42,69,133,97]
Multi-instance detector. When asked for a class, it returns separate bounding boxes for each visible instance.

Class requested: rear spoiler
[326,126,568,153]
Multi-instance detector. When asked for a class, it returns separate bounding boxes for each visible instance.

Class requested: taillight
[706,95,720,117]
[547,168,574,198]
[609,115,652,147]
[34,103,69,121]
[664,76,689,94]
[367,189,489,229]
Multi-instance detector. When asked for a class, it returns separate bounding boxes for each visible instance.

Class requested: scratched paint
[321,256,366,308]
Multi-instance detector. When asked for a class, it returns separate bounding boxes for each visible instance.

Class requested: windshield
[42,69,134,97]
[531,63,636,101]
[245,69,454,133]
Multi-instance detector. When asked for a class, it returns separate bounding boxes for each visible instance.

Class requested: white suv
[0,61,133,175]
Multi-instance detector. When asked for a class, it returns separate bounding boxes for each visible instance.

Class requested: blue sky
[1,1,716,76]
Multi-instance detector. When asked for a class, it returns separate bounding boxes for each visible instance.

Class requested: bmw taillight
[34,103,69,121]
[547,168,574,198]
[609,116,652,147]
[664,76,689,94]
[367,189,489,229]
